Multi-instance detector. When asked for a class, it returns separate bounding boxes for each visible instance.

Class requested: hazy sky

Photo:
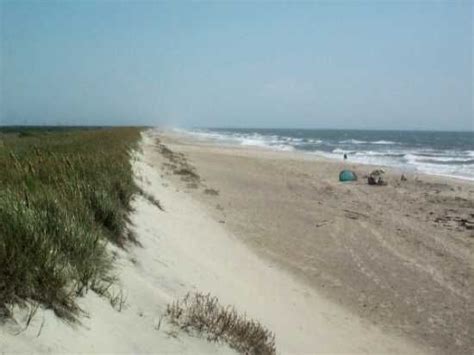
[0,0,472,130]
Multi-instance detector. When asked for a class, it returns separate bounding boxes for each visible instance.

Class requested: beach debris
[315,219,332,228]
[339,169,358,182]
[204,188,219,196]
[174,167,199,179]
[186,182,199,189]
[343,209,369,220]
[433,213,474,231]
[401,174,408,181]
[368,168,386,186]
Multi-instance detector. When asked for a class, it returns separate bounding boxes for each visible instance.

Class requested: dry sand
[156,129,474,355]
[1,130,430,354]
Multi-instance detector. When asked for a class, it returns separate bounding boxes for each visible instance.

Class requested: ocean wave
[331,149,405,158]
[404,153,474,163]
[339,139,367,144]
[177,129,238,143]
[282,137,304,143]
[332,148,358,155]
[338,139,400,145]
[418,159,474,166]
[371,140,399,145]
[240,138,269,147]
[184,130,296,152]
[413,150,471,158]
[409,154,474,165]
[355,151,405,158]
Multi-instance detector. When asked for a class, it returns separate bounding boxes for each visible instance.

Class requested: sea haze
[179,128,474,181]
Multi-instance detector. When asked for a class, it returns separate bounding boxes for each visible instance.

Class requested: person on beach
[343,153,348,160]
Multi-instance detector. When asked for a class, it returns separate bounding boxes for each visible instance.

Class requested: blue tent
[339,170,358,182]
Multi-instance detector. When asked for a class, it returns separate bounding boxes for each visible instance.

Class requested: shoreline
[157,129,474,354]
[174,129,474,183]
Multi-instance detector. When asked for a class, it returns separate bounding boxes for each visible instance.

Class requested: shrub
[166,292,276,355]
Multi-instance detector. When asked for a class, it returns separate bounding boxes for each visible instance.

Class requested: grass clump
[155,140,201,185]
[139,188,164,211]
[0,127,142,319]
[173,167,200,180]
[204,188,219,196]
[166,292,276,355]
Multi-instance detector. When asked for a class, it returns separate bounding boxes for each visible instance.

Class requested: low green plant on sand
[166,292,276,355]
[0,127,141,320]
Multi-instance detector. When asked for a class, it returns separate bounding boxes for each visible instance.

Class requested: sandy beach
[156,129,474,354]
[2,129,438,354]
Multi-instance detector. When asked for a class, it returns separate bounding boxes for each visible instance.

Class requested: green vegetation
[0,127,142,320]
[166,292,276,355]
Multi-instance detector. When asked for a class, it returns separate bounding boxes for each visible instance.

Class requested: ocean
[179,128,474,181]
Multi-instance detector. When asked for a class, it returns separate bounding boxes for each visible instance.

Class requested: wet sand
[157,130,474,354]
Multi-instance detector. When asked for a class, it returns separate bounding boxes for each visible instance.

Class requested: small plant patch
[166,292,276,355]
[204,188,219,196]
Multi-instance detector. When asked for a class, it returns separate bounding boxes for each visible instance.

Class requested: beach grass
[166,292,276,355]
[0,127,142,320]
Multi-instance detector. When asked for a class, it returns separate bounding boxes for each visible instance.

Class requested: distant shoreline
[172,127,474,182]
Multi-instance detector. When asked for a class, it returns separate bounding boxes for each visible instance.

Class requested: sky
[0,0,472,131]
